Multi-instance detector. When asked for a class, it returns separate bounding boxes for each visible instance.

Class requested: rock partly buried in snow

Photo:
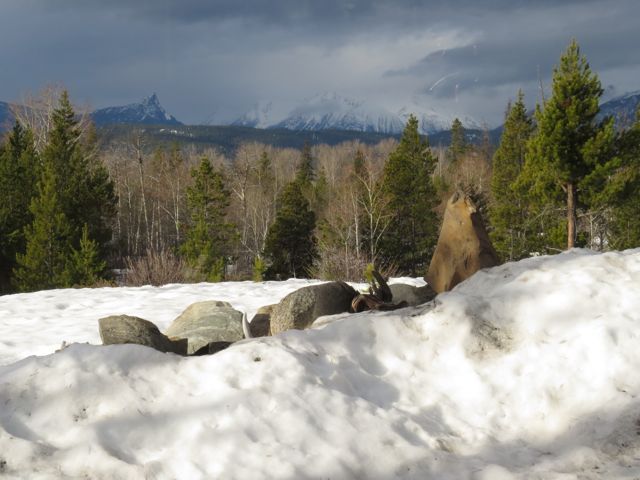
[191,341,234,356]
[165,301,243,354]
[250,304,275,337]
[426,191,499,293]
[389,283,436,306]
[98,315,187,355]
[269,281,358,335]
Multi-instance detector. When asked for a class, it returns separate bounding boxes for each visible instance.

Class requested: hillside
[95,123,495,154]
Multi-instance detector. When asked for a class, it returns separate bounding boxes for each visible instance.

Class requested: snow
[231,92,482,135]
[1,249,640,479]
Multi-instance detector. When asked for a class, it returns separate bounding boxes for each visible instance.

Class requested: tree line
[1,40,639,293]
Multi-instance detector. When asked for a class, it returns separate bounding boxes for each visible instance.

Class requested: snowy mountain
[231,92,480,135]
[598,90,640,128]
[231,100,279,129]
[2,249,640,477]
[91,93,182,126]
[273,92,406,134]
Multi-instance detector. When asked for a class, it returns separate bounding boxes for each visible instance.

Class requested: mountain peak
[92,94,182,126]
[142,93,160,107]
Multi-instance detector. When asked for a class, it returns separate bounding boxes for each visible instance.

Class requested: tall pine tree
[379,114,438,275]
[448,118,467,164]
[13,91,116,290]
[519,40,604,249]
[13,161,73,291]
[0,122,39,292]
[490,91,534,260]
[181,157,236,281]
[590,109,640,249]
[264,157,318,279]
[42,90,116,255]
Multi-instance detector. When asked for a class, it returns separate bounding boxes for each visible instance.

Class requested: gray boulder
[270,281,358,335]
[165,301,243,354]
[390,283,436,307]
[99,315,187,355]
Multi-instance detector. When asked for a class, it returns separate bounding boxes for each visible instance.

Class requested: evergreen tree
[13,161,73,291]
[519,40,604,249]
[264,175,317,279]
[0,122,39,292]
[592,110,640,248]
[490,91,534,260]
[296,141,315,186]
[42,91,116,256]
[181,158,236,281]
[68,224,108,286]
[448,118,467,163]
[379,114,438,275]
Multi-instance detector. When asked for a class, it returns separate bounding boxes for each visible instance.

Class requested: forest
[1,40,639,294]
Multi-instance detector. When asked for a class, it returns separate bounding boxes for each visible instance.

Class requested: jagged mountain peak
[91,94,182,126]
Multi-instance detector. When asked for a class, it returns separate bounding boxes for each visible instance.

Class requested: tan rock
[249,304,275,338]
[425,191,499,293]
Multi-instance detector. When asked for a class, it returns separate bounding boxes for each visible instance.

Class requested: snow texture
[1,249,640,479]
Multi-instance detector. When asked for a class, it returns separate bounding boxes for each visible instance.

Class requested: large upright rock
[165,301,243,355]
[270,282,358,335]
[426,191,499,293]
[98,315,187,355]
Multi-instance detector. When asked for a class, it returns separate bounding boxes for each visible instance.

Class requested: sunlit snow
[1,249,640,479]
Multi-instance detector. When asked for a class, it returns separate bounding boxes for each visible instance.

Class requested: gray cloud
[1,0,639,126]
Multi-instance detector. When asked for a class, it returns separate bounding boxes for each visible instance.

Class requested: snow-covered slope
[1,249,640,478]
[91,93,182,126]
[400,94,483,133]
[598,90,640,128]
[273,92,405,134]
[232,92,480,134]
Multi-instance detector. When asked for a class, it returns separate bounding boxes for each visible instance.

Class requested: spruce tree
[379,114,438,275]
[296,141,315,185]
[42,91,116,256]
[593,111,640,249]
[13,161,73,291]
[519,40,604,249]
[68,224,107,286]
[181,158,236,281]
[490,91,534,260]
[264,172,317,279]
[0,122,39,292]
[448,118,467,163]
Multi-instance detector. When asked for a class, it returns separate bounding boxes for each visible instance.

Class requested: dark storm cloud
[30,0,607,30]
[2,0,640,125]
[386,0,640,101]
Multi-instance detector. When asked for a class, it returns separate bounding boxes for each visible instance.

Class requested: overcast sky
[1,0,639,126]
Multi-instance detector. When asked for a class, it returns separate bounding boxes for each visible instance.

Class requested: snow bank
[1,249,640,479]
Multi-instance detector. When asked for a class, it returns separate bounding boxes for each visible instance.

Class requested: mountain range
[1,91,639,140]
[231,92,482,135]
[0,94,182,130]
